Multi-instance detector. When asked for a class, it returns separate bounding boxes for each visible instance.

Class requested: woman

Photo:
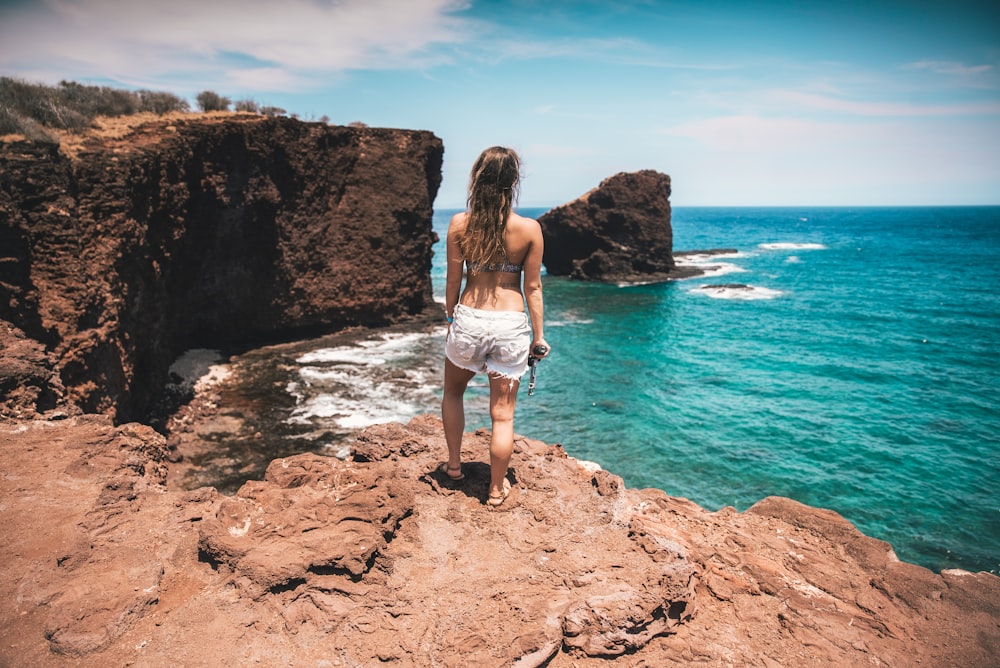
[441,146,549,507]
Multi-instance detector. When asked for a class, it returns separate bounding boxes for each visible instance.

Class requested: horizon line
[434,202,1000,211]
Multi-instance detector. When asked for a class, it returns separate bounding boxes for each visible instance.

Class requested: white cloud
[774,91,1000,117]
[662,114,843,152]
[0,0,473,91]
[224,68,311,93]
[902,60,994,78]
[659,112,1000,206]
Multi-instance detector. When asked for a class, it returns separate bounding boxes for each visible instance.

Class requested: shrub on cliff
[196,90,231,112]
[138,90,190,115]
[0,77,189,141]
[234,98,260,113]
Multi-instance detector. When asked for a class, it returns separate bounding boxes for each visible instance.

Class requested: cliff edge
[1,414,997,666]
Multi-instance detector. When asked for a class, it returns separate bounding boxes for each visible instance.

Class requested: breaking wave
[758,242,827,251]
[690,284,783,300]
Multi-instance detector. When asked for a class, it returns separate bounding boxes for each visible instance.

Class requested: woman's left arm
[444,213,466,322]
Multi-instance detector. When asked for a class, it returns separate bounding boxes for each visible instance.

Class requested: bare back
[445,211,544,313]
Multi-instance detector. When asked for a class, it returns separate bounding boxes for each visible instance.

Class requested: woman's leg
[442,358,475,472]
[487,374,520,499]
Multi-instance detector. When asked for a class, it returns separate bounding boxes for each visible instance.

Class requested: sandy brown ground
[2,412,998,667]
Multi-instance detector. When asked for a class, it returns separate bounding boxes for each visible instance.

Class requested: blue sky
[2,0,998,207]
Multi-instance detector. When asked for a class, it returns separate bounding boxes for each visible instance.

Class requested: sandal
[437,462,465,481]
[487,479,511,507]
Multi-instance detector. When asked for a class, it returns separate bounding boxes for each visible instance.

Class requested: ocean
[181,206,1000,575]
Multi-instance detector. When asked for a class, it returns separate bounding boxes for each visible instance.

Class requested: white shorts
[445,304,531,380]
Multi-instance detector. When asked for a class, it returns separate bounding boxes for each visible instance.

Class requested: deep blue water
[437,206,1000,574]
[197,205,998,575]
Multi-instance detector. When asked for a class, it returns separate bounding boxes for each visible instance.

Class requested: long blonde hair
[461,146,521,274]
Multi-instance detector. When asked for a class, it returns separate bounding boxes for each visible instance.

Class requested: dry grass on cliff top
[1,111,261,159]
[55,111,262,159]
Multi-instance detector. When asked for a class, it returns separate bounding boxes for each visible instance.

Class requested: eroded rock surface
[2,414,997,667]
[0,322,68,419]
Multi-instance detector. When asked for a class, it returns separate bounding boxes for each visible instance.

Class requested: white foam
[296,349,386,365]
[691,284,783,301]
[548,317,595,327]
[289,390,426,429]
[286,329,443,432]
[169,348,231,390]
[674,252,749,281]
[296,331,435,365]
[358,331,430,350]
[169,348,221,380]
[676,251,745,263]
[687,261,748,279]
[758,242,827,251]
[298,367,357,384]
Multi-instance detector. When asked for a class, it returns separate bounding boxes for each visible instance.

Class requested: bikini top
[466,259,523,273]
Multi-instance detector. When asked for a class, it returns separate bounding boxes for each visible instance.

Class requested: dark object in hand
[527,345,548,395]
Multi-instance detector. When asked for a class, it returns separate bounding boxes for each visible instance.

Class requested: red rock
[2,413,997,666]
[0,322,68,419]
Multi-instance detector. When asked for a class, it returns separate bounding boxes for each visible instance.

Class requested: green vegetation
[0,77,190,142]
[234,98,260,113]
[0,78,326,143]
[195,90,230,112]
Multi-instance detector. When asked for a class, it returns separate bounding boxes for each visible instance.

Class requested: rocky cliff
[539,170,694,283]
[1,114,443,422]
[1,413,997,666]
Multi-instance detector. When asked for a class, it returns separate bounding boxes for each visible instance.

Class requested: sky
[2,0,998,208]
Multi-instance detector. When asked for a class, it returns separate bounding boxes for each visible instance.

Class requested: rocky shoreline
[3,407,998,666]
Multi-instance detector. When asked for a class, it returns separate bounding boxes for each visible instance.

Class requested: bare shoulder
[448,211,468,238]
[509,212,541,234]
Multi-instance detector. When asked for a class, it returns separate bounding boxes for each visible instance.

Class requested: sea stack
[538,170,677,282]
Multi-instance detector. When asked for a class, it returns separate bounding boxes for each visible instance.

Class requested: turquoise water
[433,206,1000,574]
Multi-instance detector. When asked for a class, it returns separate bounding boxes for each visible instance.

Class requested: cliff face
[0,116,443,422]
[539,170,678,282]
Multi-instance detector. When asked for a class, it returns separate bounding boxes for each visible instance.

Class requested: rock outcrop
[2,413,997,666]
[0,115,443,422]
[539,170,693,283]
[0,321,67,419]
